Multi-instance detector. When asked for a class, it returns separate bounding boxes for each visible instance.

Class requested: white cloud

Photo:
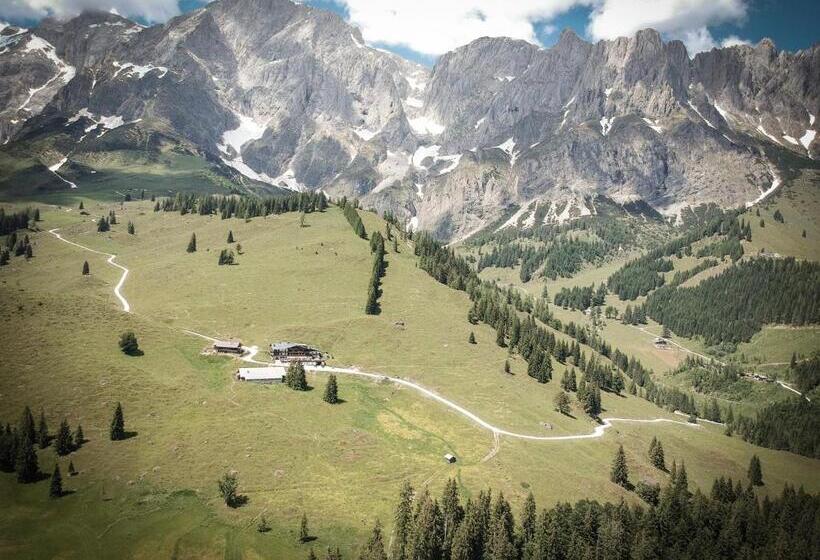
[0,0,181,23]
[587,0,749,54]
[335,0,589,56]
[720,34,751,48]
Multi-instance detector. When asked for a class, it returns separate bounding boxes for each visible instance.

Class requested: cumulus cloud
[335,0,590,56]
[587,0,749,54]
[0,0,181,23]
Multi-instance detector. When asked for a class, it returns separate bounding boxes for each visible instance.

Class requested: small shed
[214,340,243,354]
[236,366,286,384]
[444,453,457,464]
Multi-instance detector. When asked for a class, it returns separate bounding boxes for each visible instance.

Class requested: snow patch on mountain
[756,124,782,145]
[412,144,441,168]
[112,61,168,79]
[408,115,445,136]
[600,116,614,136]
[495,137,518,166]
[642,118,663,133]
[219,113,268,156]
[687,100,716,130]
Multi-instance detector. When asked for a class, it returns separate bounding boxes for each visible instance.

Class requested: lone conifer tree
[610,444,629,487]
[15,434,39,483]
[78,201,84,210]
[748,455,764,486]
[49,464,63,498]
[299,513,310,543]
[55,418,73,456]
[110,402,125,441]
[74,424,84,448]
[82,260,90,275]
[468,332,476,344]
[25,243,33,259]
[187,233,197,253]
[323,374,339,404]
[391,482,413,560]
[118,331,139,355]
[127,221,135,235]
[37,410,49,449]
[218,471,239,507]
[648,436,666,470]
[504,360,511,374]
[227,230,234,243]
[68,460,77,476]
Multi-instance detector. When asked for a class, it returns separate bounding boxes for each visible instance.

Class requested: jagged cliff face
[0,0,817,240]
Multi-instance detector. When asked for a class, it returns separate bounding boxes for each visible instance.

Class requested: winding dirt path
[183,330,703,442]
[48,228,131,313]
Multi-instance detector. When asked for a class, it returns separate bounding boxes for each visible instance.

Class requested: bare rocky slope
[0,0,817,240]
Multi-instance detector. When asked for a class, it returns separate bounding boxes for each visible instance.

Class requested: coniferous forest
[372,475,819,560]
[645,258,820,344]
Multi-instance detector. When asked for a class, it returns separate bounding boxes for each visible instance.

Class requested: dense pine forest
[645,258,820,344]
[356,475,819,560]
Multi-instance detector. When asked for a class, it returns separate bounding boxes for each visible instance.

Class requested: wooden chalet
[214,340,243,354]
[270,342,324,364]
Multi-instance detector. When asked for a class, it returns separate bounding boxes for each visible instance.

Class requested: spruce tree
[468,332,476,344]
[49,463,63,498]
[610,444,629,487]
[19,405,36,444]
[37,411,49,449]
[359,519,388,560]
[118,331,139,355]
[218,471,239,507]
[127,221,135,235]
[55,418,73,456]
[15,433,39,483]
[74,424,84,448]
[323,374,339,404]
[187,233,197,253]
[299,513,310,543]
[286,362,308,391]
[97,216,109,232]
[110,402,125,441]
[554,391,571,415]
[748,455,763,486]
[649,436,666,470]
[504,360,511,374]
[68,460,77,476]
[82,260,90,275]
[25,243,33,259]
[391,481,413,560]
[257,515,271,533]
[227,230,234,243]
[78,201,84,210]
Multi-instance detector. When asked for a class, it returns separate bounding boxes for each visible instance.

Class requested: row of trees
[156,191,328,218]
[365,232,386,314]
[340,198,367,239]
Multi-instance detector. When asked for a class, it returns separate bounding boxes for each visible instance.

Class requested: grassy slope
[1,200,818,558]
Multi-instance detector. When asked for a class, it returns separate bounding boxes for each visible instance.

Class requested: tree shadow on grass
[124,349,145,357]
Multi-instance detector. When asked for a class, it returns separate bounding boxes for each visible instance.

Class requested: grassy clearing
[1,200,818,558]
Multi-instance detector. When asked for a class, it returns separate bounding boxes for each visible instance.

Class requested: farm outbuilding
[214,340,243,354]
[236,366,287,383]
[444,453,457,464]
[270,342,324,364]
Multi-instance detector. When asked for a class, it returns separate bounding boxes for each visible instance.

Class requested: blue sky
[3,0,817,67]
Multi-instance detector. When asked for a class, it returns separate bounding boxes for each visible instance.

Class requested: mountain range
[0,0,817,240]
